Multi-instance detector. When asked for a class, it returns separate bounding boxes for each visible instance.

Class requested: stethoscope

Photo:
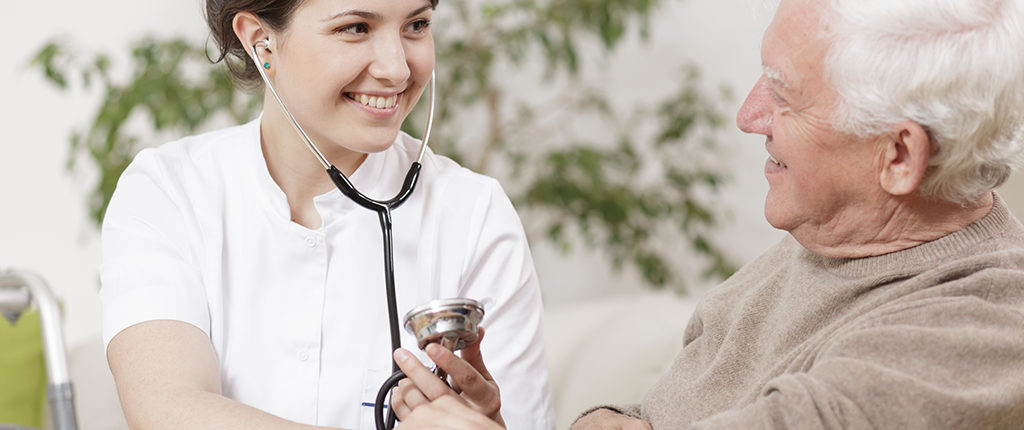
[251,35,430,358]
[250,39,480,430]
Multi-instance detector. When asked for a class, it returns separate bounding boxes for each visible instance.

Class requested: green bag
[0,310,47,428]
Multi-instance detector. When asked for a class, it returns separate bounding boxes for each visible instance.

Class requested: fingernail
[425,344,441,356]
[394,348,413,363]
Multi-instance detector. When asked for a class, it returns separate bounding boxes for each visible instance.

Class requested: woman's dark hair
[206,0,439,90]
[207,0,304,90]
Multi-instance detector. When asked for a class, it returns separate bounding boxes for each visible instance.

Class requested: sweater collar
[796,193,1022,279]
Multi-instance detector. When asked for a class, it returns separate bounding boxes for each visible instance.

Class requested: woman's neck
[259,102,367,228]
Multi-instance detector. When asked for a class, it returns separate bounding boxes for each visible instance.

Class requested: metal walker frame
[0,269,78,430]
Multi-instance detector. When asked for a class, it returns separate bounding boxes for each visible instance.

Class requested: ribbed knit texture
[628,195,1024,429]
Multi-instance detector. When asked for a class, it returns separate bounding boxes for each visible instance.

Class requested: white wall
[2,2,208,349]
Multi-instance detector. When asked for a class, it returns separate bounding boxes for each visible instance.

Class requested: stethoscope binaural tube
[249,39,436,429]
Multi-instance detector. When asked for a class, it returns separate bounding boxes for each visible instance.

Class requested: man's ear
[232,11,271,62]
[878,120,932,196]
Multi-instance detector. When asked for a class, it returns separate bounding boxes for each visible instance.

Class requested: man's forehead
[758,0,829,96]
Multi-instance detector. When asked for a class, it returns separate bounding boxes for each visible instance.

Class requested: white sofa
[543,291,694,428]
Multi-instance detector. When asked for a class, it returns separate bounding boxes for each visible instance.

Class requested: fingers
[393,329,503,423]
[400,396,504,430]
[394,348,454,400]
[391,378,430,419]
[458,327,494,381]
[425,344,488,394]
[426,343,499,410]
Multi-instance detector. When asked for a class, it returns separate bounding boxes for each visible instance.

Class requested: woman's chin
[326,128,402,155]
[360,131,403,154]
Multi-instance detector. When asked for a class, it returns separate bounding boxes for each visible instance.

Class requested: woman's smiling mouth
[345,92,400,109]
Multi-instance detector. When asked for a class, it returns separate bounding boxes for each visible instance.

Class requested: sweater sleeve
[691,274,1024,430]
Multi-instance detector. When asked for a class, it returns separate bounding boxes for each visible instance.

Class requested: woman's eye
[337,23,370,35]
[406,19,431,33]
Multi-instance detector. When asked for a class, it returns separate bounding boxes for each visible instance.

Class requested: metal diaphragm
[403,298,484,351]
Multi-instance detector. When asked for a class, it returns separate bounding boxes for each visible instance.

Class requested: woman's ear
[232,11,271,63]
[878,120,932,196]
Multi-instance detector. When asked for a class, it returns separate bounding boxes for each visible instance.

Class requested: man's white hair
[823,0,1024,205]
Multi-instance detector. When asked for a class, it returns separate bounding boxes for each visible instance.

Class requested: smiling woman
[99,0,554,429]
[206,0,440,91]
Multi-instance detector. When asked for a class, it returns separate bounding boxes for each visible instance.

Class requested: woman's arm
[107,320,340,430]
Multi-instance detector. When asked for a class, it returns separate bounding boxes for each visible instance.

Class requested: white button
[298,350,310,361]
[305,237,317,248]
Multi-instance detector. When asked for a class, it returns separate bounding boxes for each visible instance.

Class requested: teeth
[769,155,787,168]
[351,93,398,109]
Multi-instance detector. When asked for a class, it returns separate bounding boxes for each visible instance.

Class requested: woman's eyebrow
[406,4,433,19]
[322,9,381,22]
[321,4,433,23]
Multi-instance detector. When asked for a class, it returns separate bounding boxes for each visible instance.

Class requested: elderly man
[391,0,1024,427]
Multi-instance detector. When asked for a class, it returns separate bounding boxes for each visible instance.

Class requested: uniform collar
[247,116,399,224]
[312,145,390,219]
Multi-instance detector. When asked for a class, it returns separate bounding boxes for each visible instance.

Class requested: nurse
[98,0,554,429]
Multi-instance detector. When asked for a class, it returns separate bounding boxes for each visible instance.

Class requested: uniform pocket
[359,368,390,430]
[358,351,436,429]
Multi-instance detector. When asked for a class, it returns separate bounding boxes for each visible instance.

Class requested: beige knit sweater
[621,196,1024,429]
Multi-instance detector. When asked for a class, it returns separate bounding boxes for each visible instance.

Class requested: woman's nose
[369,34,411,85]
[736,76,773,136]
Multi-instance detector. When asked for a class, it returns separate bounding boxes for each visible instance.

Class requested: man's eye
[771,92,788,107]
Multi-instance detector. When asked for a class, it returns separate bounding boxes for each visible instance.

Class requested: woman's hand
[570,408,653,430]
[391,328,504,426]
[397,395,504,430]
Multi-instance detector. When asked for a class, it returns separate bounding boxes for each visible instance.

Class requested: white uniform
[100,119,555,429]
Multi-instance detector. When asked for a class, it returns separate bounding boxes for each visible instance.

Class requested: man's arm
[107,320,339,430]
[691,289,1024,429]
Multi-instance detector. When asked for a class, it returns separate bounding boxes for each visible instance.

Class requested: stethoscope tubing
[249,39,435,429]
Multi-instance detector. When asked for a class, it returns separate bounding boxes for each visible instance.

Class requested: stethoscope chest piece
[403,298,484,351]
[375,298,485,430]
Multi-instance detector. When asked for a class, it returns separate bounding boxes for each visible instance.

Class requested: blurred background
[2,0,1022,429]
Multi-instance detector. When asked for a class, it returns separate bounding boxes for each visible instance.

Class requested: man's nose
[736,76,772,136]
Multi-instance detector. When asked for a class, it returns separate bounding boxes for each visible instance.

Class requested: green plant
[30,38,261,224]
[31,0,737,292]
